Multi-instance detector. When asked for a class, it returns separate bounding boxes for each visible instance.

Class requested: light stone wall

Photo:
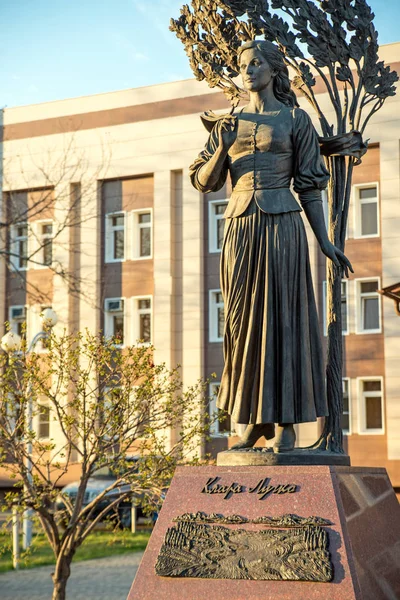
[380,139,400,460]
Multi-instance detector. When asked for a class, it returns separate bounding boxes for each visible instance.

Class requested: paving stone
[0,552,143,600]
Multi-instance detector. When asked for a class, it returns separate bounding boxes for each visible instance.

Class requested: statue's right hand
[217,115,237,151]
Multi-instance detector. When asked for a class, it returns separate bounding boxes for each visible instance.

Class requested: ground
[0,552,143,600]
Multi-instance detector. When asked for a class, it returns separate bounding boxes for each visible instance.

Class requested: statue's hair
[238,40,298,108]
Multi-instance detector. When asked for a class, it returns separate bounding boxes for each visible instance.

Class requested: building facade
[1,43,400,490]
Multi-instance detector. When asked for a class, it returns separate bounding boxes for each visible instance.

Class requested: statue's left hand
[320,241,354,278]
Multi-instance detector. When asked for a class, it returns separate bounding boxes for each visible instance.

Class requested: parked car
[55,456,165,529]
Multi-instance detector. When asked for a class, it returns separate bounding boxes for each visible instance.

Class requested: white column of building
[52,182,71,335]
[380,140,400,460]
[49,182,74,456]
[153,170,173,368]
[181,167,204,455]
[78,178,101,334]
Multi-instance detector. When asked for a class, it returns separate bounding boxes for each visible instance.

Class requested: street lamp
[1,308,58,554]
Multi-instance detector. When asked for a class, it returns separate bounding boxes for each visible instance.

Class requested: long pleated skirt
[217,207,328,425]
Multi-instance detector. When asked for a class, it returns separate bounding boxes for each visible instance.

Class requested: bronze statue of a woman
[190,40,353,452]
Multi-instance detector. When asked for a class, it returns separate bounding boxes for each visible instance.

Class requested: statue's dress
[190,106,330,425]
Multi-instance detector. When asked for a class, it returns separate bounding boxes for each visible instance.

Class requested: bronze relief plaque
[155,515,333,582]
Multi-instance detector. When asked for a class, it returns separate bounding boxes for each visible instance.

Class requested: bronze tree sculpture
[171,0,398,455]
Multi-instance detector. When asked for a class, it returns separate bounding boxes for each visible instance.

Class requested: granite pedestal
[127,465,400,600]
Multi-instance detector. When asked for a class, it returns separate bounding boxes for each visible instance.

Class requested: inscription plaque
[155,514,333,582]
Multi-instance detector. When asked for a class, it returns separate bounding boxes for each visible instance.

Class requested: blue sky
[2,0,400,108]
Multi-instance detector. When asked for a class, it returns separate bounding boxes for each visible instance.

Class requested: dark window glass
[114,229,124,259]
[217,219,225,250]
[38,405,50,438]
[139,213,151,224]
[341,413,350,431]
[215,204,226,215]
[359,187,377,200]
[140,313,151,342]
[113,315,124,344]
[217,306,225,339]
[366,396,382,429]
[19,239,27,269]
[341,380,349,432]
[361,202,378,236]
[43,240,52,265]
[363,297,379,330]
[139,299,151,310]
[42,224,53,235]
[140,227,151,257]
[363,380,381,392]
[341,282,347,332]
[218,409,231,434]
[361,281,378,294]
[112,215,124,227]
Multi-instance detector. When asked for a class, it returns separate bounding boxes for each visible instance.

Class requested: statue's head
[238,40,298,108]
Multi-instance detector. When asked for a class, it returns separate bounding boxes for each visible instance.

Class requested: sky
[2,0,400,109]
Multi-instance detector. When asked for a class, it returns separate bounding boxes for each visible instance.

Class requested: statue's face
[239,48,275,92]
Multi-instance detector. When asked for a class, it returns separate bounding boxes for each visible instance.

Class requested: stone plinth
[217,447,351,466]
[127,466,400,600]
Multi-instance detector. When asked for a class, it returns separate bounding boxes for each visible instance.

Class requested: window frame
[36,401,51,440]
[10,222,29,271]
[322,279,349,336]
[131,208,153,260]
[132,295,152,347]
[355,277,382,334]
[357,376,385,435]
[105,211,126,263]
[209,289,224,343]
[9,305,27,337]
[104,297,126,347]
[208,199,228,253]
[342,377,351,436]
[353,182,380,239]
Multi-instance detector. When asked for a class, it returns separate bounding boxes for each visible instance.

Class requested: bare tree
[170,0,398,454]
[0,331,208,600]
[1,135,110,308]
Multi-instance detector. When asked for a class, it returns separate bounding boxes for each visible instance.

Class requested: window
[209,290,224,342]
[209,200,228,252]
[37,403,50,439]
[133,297,152,344]
[104,298,125,344]
[359,378,384,434]
[209,383,231,436]
[356,279,381,333]
[133,210,152,258]
[354,184,379,238]
[322,280,349,335]
[38,222,53,266]
[342,379,351,434]
[105,213,125,262]
[10,223,28,270]
[9,306,26,337]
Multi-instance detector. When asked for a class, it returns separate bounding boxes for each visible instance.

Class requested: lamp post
[1,307,58,554]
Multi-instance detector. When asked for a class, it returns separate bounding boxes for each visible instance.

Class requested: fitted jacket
[189,106,330,217]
